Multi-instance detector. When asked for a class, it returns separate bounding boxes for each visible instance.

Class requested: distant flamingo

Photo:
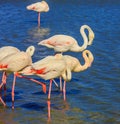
[38,25,95,53]
[0,46,46,108]
[26,1,49,27]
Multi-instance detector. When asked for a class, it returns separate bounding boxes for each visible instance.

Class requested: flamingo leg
[48,79,52,100]
[63,81,66,101]
[2,72,7,91]
[12,73,17,109]
[16,73,46,93]
[60,76,62,91]
[38,12,40,27]
[52,79,59,88]
[0,97,6,107]
[47,79,52,121]
[0,72,7,92]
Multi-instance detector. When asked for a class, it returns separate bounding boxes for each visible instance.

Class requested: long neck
[72,25,95,52]
[73,50,94,72]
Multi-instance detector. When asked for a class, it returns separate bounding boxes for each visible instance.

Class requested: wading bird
[38,25,95,53]
[19,53,70,119]
[61,50,94,98]
[0,46,20,91]
[26,1,49,27]
[0,46,46,108]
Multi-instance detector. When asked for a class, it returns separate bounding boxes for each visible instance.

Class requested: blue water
[0,0,120,124]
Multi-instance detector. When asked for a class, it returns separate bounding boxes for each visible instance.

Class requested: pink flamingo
[19,53,69,119]
[38,25,95,53]
[0,46,20,91]
[0,46,46,108]
[62,50,94,100]
[26,1,49,27]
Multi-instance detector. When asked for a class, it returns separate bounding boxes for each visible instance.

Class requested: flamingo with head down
[61,50,94,99]
[26,1,49,27]
[0,46,46,108]
[38,25,95,53]
[0,46,20,91]
[19,53,70,119]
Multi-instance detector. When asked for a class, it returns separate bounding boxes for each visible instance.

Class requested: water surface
[0,0,120,124]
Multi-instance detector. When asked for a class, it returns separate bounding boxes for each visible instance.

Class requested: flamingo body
[20,54,67,80]
[0,46,20,61]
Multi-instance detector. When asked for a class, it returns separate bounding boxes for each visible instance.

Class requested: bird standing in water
[26,1,49,27]
[0,46,20,91]
[38,25,95,53]
[0,46,46,108]
[19,53,70,119]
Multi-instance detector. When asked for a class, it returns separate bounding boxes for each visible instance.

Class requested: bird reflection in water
[27,27,50,41]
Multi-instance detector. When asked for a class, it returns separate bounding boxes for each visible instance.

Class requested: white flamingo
[38,25,95,53]
[0,46,46,108]
[26,1,49,27]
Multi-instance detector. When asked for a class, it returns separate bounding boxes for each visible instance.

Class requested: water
[0,0,120,123]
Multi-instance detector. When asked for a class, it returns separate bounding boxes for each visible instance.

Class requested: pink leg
[16,74,46,93]
[63,81,66,101]
[0,97,6,107]
[2,72,7,91]
[0,72,6,90]
[38,12,40,27]
[11,74,16,109]
[47,80,53,121]
[47,100,51,121]
[48,79,52,100]
[60,76,62,91]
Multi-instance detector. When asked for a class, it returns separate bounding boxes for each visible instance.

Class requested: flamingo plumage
[0,46,46,108]
[26,1,49,27]
[38,25,95,53]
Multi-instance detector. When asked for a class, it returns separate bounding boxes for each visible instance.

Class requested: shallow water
[0,0,120,124]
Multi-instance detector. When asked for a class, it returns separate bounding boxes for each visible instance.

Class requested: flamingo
[0,46,20,91]
[19,53,70,119]
[26,1,49,27]
[61,50,94,99]
[38,25,95,53]
[0,46,46,108]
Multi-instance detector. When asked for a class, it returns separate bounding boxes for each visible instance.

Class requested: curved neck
[70,25,94,52]
[26,46,35,56]
[73,50,94,72]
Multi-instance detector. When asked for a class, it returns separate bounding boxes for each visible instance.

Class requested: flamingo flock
[0,0,95,120]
